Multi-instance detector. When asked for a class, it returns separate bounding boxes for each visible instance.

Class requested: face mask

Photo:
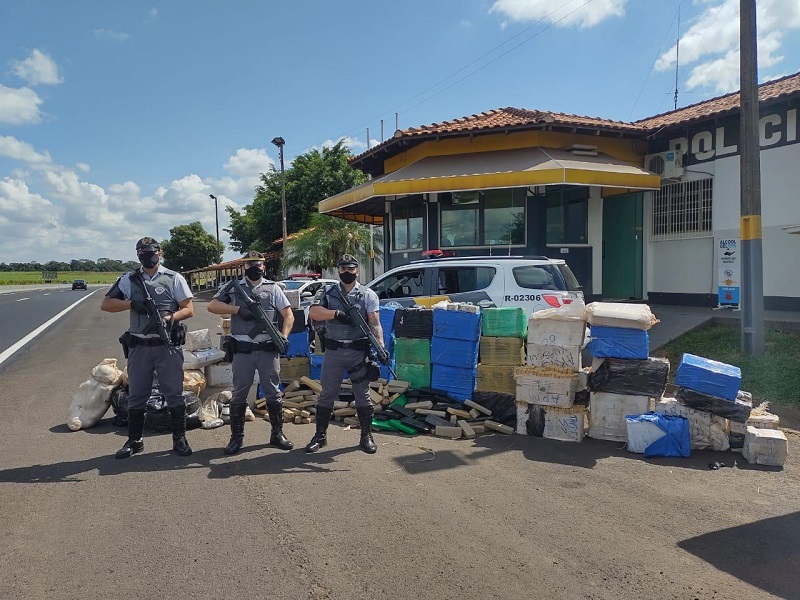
[245,266,264,280]
[339,271,357,284]
[138,252,159,268]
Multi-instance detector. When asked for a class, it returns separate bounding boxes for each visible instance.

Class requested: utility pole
[271,137,288,274]
[739,0,765,354]
[209,194,221,264]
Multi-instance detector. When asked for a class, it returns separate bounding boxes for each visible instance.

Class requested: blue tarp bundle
[287,331,310,357]
[432,309,482,342]
[430,337,480,369]
[625,412,691,458]
[675,353,741,401]
[379,305,397,355]
[310,354,323,380]
[431,364,477,402]
[588,325,649,359]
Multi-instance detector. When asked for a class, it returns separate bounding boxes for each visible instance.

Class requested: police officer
[101,237,195,459]
[207,251,294,455]
[306,254,384,454]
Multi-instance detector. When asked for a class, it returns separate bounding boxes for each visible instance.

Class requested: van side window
[373,269,425,299]
[512,266,562,290]
[437,267,495,294]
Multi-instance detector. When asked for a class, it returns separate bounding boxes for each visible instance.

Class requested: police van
[366,253,583,315]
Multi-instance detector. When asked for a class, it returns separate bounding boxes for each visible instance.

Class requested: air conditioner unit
[645,150,684,179]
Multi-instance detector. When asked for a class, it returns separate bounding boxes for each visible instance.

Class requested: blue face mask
[138,252,159,268]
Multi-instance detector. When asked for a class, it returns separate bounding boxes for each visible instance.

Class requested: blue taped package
[310,354,323,380]
[287,331,310,357]
[626,412,691,458]
[588,325,649,359]
[430,337,480,369]
[674,353,741,401]
[379,305,397,355]
[432,309,482,342]
[431,364,477,402]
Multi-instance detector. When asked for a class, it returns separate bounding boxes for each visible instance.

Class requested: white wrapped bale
[91,358,123,386]
[517,402,585,442]
[584,302,659,330]
[588,392,652,442]
[655,397,729,451]
[183,347,226,369]
[184,328,213,351]
[67,379,115,431]
[514,366,577,408]
[743,426,787,467]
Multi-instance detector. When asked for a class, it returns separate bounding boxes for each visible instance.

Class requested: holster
[170,323,187,346]
[222,336,235,363]
[118,332,131,359]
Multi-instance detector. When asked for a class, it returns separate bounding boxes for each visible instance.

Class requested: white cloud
[312,136,376,154]
[0,135,52,165]
[93,29,131,41]
[148,7,158,18]
[655,0,800,94]
[76,162,90,173]
[224,147,274,177]
[0,85,43,124]
[10,49,63,86]
[490,0,626,28]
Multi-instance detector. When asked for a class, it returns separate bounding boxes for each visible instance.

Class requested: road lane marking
[16,298,30,302]
[0,290,100,368]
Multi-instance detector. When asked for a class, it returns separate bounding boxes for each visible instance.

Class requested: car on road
[71,279,88,290]
[366,255,583,315]
[282,277,338,305]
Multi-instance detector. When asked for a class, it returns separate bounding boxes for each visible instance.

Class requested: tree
[226,140,367,253]
[284,213,383,273]
[160,222,221,272]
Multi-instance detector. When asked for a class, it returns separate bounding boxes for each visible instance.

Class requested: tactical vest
[323,283,369,342]
[128,269,180,334]
[230,278,278,338]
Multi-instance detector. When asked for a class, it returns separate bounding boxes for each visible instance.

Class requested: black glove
[130,300,149,314]
[237,306,255,321]
[333,309,352,324]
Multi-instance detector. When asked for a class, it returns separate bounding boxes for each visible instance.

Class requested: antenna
[674,6,680,110]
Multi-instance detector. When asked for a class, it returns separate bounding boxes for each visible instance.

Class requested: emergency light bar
[421,249,455,259]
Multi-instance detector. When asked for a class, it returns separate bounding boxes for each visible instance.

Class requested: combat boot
[224,403,247,455]
[115,409,145,459]
[267,400,294,450]
[169,405,192,457]
[305,406,332,453]
[356,405,377,454]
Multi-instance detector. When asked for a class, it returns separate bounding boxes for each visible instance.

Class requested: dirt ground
[0,291,797,600]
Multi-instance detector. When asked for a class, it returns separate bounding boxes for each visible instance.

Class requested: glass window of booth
[545,188,588,244]
[392,197,424,251]
[439,188,526,247]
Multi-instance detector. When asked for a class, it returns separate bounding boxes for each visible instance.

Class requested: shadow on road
[678,511,800,599]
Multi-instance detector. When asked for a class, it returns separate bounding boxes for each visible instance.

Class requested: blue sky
[2,0,799,264]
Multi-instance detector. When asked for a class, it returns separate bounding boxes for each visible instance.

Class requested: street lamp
[271,137,288,251]
[209,194,221,264]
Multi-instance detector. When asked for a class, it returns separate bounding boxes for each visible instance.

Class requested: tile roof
[635,71,800,130]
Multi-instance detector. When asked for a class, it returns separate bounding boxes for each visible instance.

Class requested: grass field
[653,324,800,408]
[0,271,123,285]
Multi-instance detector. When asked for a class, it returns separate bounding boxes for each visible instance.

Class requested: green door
[602,193,643,299]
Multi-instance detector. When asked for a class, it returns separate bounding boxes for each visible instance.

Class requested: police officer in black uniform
[101,237,194,459]
[207,251,294,455]
[306,254,384,454]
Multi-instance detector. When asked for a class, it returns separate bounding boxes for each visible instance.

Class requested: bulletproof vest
[128,269,180,334]
[323,283,369,342]
[230,278,278,338]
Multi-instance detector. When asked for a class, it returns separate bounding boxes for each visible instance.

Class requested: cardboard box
[517,401,585,442]
[527,317,585,347]
[588,392,652,442]
[514,367,577,408]
[205,363,233,387]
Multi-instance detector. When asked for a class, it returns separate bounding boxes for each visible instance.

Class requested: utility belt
[118,328,186,358]
[324,338,370,352]
[222,336,276,362]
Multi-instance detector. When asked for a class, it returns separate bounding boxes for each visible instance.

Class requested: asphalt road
[0,289,798,600]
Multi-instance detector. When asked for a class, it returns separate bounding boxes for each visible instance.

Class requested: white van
[366,255,583,315]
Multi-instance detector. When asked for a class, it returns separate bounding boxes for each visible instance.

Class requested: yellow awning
[320,147,660,219]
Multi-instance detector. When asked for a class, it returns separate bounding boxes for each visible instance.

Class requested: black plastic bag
[675,387,752,423]
[110,385,130,427]
[589,357,670,397]
[145,391,203,432]
[472,391,517,426]
[393,308,433,339]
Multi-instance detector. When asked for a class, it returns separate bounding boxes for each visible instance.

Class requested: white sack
[185,328,213,352]
[584,302,659,330]
[183,347,226,369]
[67,379,115,431]
[91,358,123,386]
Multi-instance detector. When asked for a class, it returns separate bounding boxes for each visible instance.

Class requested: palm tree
[284,213,383,273]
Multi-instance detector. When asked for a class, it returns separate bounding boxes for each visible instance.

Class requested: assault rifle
[228,277,289,355]
[132,271,172,347]
[333,286,396,379]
